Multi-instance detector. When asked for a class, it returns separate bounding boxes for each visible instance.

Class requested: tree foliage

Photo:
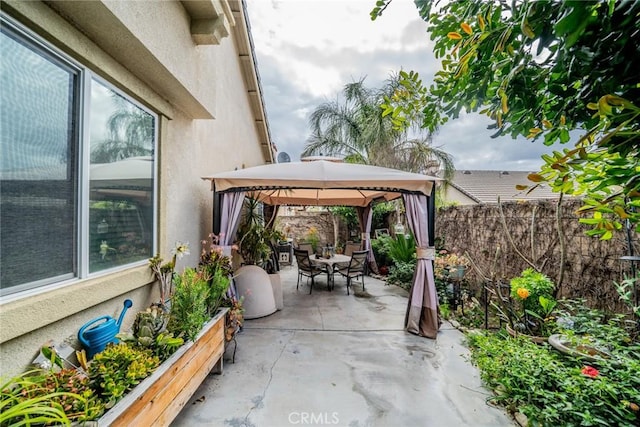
[371,0,640,238]
[302,75,455,179]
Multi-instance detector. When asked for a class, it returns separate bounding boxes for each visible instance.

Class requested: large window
[0,17,157,296]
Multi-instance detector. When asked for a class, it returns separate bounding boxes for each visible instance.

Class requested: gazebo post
[428,186,436,247]
[213,184,222,235]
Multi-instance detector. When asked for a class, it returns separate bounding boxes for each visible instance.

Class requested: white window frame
[0,14,158,299]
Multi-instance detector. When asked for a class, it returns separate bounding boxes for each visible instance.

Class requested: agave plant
[133,306,168,347]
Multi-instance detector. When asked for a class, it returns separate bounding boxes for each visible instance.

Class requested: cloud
[248,0,560,171]
[433,112,562,172]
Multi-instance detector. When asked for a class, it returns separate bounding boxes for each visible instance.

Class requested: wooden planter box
[96,308,228,426]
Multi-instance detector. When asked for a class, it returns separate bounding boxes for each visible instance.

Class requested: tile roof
[448,170,561,203]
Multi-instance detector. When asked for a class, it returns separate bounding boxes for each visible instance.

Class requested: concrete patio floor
[172,264,515,427]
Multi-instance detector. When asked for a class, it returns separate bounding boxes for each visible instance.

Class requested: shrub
[466,323,640,426]
[510,268,557,328]
[510,268,555,305]
[370,234,392,267]
[387,261,416,290]
[167,267,210,341]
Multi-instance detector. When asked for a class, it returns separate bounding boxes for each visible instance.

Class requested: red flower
[581,366,599,378]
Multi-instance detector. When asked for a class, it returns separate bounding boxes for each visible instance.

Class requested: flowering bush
[434,250,469,280]
[510,268,555,303]
[199,233,234,280]
[510,268,556,322]
[467,328,640,426]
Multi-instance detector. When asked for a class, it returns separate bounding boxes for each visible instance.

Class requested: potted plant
[234,198,278,319]
[1,366,104,426]
[236,197,272,267]
[434,250,469,280]
[199,233,244,343]
[221,296,244,363]
[166,267,210,341]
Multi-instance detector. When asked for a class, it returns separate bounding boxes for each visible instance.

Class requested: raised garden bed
[96,308,227,426]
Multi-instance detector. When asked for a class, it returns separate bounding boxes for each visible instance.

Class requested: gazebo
[202,160,441,339]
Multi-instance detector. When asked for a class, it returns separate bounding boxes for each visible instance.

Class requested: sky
[245,0,561,172]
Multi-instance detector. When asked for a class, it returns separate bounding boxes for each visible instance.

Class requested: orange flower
[516,288,530,299]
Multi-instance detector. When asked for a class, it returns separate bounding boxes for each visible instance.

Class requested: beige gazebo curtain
[403,194,440,338]
[356,206,378,274]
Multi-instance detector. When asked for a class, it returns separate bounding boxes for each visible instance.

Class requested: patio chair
[297,242,313,256]
[336,249,368,295]
[344,241,361,257]
[293,248,324,294]
[334,241,361,271]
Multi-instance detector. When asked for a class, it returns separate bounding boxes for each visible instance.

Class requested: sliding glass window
[0,17,157,296]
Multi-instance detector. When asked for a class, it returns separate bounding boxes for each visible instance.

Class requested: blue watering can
[78,299,133,358]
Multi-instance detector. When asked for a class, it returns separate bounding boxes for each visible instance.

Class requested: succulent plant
[118,306,183,362]
[88,343,159,406]
[1,368,104,425]
[133,306,168,347]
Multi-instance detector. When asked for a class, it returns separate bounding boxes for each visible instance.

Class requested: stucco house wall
[441,185,478,206]
[0,0,271,377]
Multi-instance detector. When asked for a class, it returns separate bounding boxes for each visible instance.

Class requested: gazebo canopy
[201,160,442,339]
[202,160,439,207]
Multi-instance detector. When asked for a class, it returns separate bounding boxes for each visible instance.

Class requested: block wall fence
[435,199,639,313]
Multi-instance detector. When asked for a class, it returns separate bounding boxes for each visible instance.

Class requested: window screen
[1,24,78,291]
[0,18,157,296]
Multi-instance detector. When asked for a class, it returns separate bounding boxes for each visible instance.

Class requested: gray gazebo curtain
[356,206,378,274]
[402,194,440,338]
[220,191,246,248]
[220,191,246,297]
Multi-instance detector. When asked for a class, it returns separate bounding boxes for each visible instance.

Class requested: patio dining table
[311,254,351,291]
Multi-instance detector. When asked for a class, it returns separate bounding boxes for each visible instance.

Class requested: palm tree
[302,75,454,180]
[91,94,154,163]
